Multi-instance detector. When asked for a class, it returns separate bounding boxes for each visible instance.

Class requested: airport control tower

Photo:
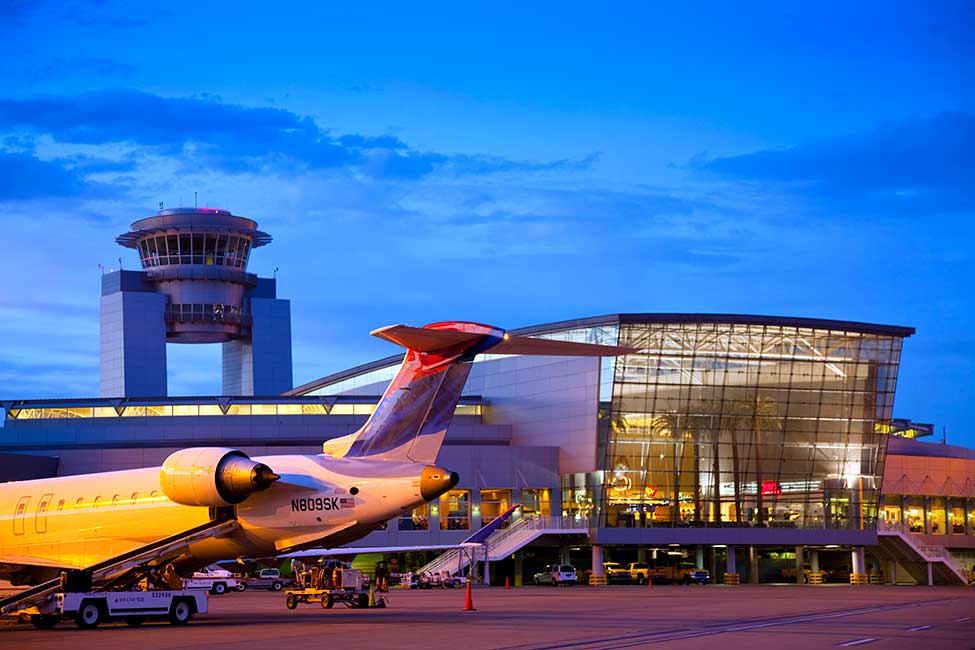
[100,207,292,397]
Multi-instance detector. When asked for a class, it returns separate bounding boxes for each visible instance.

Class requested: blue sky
[0,1,972,445]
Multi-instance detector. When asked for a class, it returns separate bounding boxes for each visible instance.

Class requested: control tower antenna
[194,191,197,208]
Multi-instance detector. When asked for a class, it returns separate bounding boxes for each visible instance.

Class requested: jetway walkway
[0,518,239,616]
[419,516,587,576]
[877,526,969,585]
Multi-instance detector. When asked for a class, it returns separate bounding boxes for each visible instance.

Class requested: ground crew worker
[162,563,183,590]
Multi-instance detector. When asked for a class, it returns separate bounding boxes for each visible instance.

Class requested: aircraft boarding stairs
[877,523,969,585]
[418,516,587,577]
[0,518,239,616]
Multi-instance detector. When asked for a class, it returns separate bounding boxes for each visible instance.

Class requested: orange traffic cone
[463,581,475,611]
[647,574,653,589]
[381,577,388,592]
[505,576,510,589]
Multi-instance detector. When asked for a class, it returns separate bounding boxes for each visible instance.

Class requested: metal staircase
[418,516,587,576]
[0,518,239,616]
[877,523,969,585]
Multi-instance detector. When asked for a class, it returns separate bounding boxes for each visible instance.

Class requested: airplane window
[112,495,121,506]
[93,496,103,508]
[130,492,139,504]
[56,500,65,511]
[75,497,84,509]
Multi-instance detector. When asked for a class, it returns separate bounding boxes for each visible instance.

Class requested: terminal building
[1,210,972,587]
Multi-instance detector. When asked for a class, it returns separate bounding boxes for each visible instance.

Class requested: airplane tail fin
[324,321,635,463]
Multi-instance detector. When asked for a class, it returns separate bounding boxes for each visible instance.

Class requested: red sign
[761,481,782,496]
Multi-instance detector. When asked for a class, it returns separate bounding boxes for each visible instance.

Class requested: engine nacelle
[160,447,279,507]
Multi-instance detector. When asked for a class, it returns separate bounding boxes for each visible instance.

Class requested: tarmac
[1,584,973,649]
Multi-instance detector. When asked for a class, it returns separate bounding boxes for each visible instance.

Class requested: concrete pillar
[696,545,704,569]
[749,546,760,584]
[483,558,491,586]
[851,546,865,575]
[560,543,571,565]
[945,498,953,537]
[888,560,897,584]
[966,499,973,537]
[795,546,805,583]
[809,549,820,573]
[637,547,647,563]
[726,546,737,576]
[927,562,933,586]
[592,545,604,576]
[924,497,932,535]
[708,547,718,584]
[514,552,524,587]
[901,495,909,533]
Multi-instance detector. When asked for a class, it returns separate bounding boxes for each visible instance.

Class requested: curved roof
[116,208,272,248]
[287,313,915,396]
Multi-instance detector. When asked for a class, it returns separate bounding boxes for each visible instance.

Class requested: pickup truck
[626,561,710,585]
[603,562,631,584]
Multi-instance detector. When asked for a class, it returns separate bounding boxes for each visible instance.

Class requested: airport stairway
[418,516,587,576]
[877,527,969,585]
[0,518,239,616]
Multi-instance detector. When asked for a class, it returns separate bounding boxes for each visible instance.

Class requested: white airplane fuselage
[0,453,445,582]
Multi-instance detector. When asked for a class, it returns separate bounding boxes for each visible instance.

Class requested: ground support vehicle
[183,567,241,595]
[286,563,383,609]
[24,590,207,630]
[284,586,383,610]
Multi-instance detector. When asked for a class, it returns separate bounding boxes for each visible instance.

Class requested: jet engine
[160,447,280,507]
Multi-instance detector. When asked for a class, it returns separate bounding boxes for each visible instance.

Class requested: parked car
[603,562,631,584]
[246,568,286,591]
[534,564,577,586]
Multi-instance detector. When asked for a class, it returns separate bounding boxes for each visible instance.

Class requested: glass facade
[136,233,252,269]
[561,319,905,531]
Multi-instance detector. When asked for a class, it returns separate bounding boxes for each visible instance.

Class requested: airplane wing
[279,544,463,558]
[279,506,522,559]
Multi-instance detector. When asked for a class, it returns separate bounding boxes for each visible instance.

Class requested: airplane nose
[420,466,459,501]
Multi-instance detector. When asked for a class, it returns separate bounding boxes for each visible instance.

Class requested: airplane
[0,321,633,593]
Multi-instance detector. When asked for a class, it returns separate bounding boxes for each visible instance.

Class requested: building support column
[560,542,571,565]
[809,549,819,573]
[795,546,805,584]
[901,495,910,533]
[966,498,973,537]
[924,497,932,535]
[708,546,718,584]
[927,562,933,586]
[592,545,604,577]
[483,555,491,586]
[637,547,647,563]
[514,551,524,587]
[888,560,897,584]
[748,546,759,584]
[696,545,705,570]
[726,546,737,578]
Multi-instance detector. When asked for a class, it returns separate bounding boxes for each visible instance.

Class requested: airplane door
[35,493,53,533]
[13,496,30,535]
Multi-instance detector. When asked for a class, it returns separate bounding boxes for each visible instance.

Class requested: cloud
[0,90,591,181]
[0,151,88,199]
[695,112,975,216]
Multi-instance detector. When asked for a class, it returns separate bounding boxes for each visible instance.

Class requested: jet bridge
[0,518,239,617]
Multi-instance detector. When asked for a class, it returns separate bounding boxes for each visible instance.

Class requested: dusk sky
[1,2,972,444]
